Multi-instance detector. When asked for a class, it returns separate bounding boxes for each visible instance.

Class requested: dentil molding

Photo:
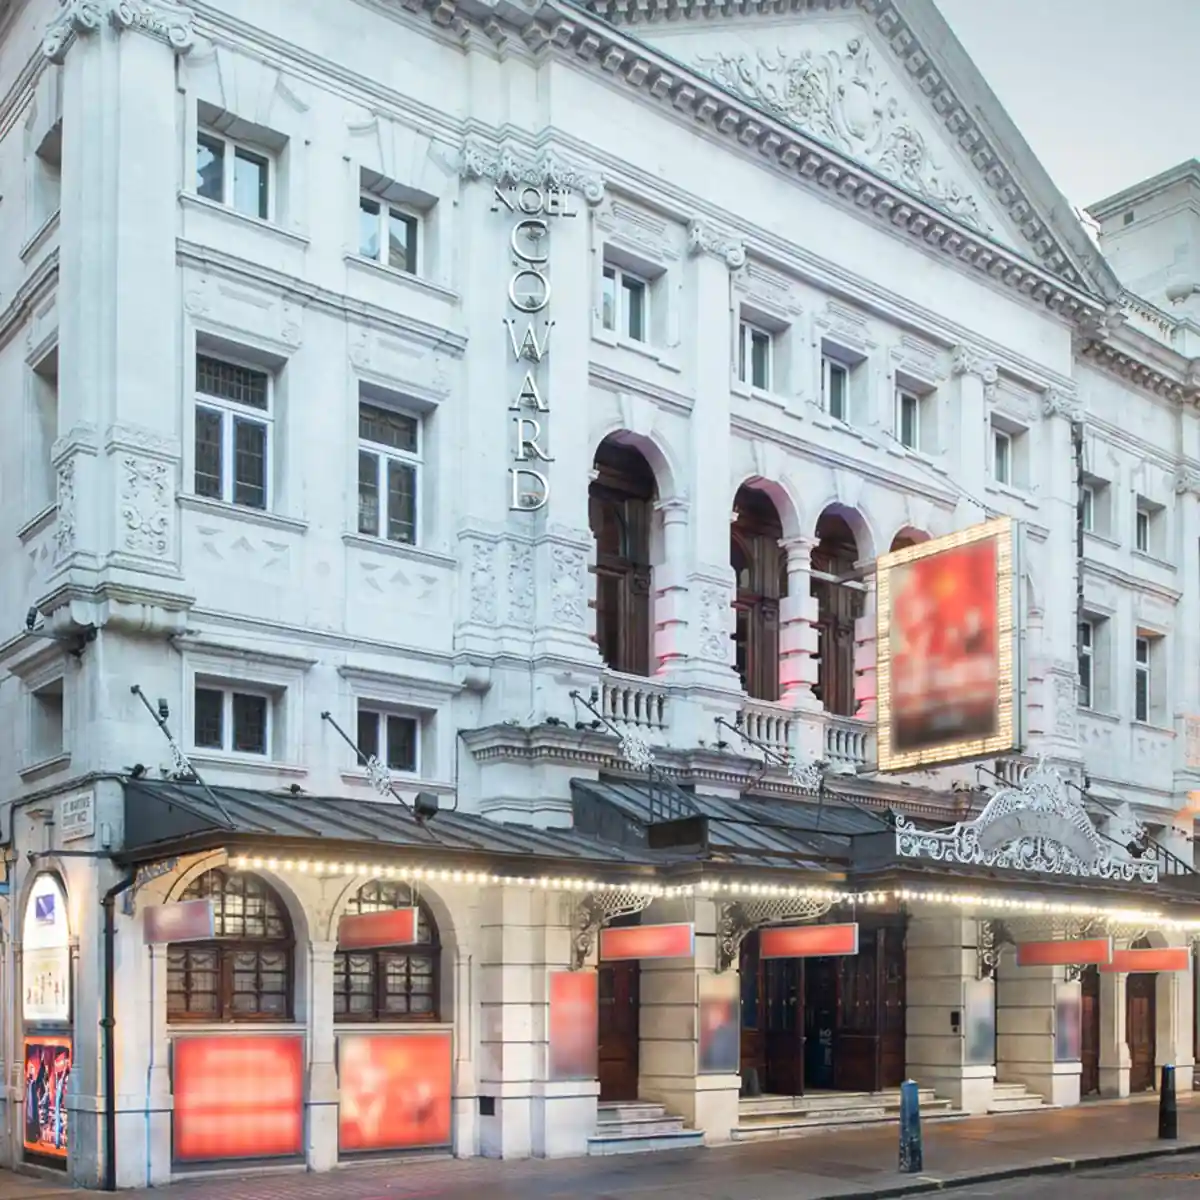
[43,0,195,63]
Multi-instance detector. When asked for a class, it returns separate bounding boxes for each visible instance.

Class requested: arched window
[167,869,294,1022]
[731,486,787,701]
[334,881,441,1022]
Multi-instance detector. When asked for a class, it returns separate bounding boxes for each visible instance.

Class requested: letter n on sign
[759,923,860,959]
[338,908,419,951]
[1015,938,1112,968]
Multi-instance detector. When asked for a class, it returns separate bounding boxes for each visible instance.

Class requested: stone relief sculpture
[695,38,992,234]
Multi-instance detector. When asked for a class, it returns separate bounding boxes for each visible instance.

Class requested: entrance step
[989,1081,1051,1113]
[588,1101,706,1156]
[734,1089,966,1141]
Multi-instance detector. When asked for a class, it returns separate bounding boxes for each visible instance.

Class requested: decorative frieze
[1041,386,1082,422]
[458,139,605,206]
[43,0,195,63]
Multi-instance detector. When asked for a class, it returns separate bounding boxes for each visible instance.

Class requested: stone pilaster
[1098,968,1130,1096]
[949,347,994,524]
[853,566,877,723]
[995,955,1080,1107]
[1173,470,1200,788]
[306,941,339,1172]
[654,498,690,674]
[1155,933,1195,1092]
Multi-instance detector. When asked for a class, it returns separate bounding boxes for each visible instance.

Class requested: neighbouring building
[0,0,1199,1189]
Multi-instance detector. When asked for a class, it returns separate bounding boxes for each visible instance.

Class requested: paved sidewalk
[1,1094,1197,1200]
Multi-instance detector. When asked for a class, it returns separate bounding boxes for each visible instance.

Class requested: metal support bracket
[569,890,656,970]
[716,896,836,973]
[121,857,179,916]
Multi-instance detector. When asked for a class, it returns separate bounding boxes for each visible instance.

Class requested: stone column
[854,567,878,723]
[1098,968,1131,1096]
[1156,933,1195,1092]
[637,898,738,1144]
[949,348,994,526]
[306,941,339,1171]
[905,914,995,1114]
[995,954,1080,1107]
[778,536,823,759]
[654,498,691,675]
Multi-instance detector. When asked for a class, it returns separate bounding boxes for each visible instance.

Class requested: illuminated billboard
[876,517,1022,772]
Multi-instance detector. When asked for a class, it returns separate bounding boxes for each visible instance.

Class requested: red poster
[337,908,418,951]
[173,1036,304,1162]
[600,923,694,961]
[888,535,1000,753]
[1101,947,1190,974]
[759,924,860,959]
[1015,938,1112,968]
[549,972,598,1081]
[23,1037,71,1160]
[339,1032,452,1153]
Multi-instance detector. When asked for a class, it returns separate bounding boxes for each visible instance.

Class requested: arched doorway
[589,439,656,676]
[731,486,787,700]
[1080,965,1100,1096]
[1126,963,1157,1093]
[811,511,863,716]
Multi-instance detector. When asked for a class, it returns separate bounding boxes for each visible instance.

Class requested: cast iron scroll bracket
[120,857,180,917]
[715,897,836,973]
[570,890,656,970]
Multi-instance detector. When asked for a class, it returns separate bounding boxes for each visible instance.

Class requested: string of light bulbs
[227,853,1200,933]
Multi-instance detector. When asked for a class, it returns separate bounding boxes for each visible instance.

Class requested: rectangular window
[194,354,272,510]
[358,194,419,274]
[897,390,920,450]
[1134,636,1151,723]
[357,399,420,545]
[993,429,1012,485]
[822,358,849,421]
[193,685,271,756]
[738,322,772,391]
[1135,506,1150,553]
[31,679,64,761]
[601,264,648,343]
[195,131,270,220]
[1081,485,1094,533]
[356,707,419,773]
[1078,621,1093,709]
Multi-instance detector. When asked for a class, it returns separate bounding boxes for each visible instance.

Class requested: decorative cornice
[687,219,746,270]
[43,0,195,63]
[1077,338,1195,405]
[457,138,606,205]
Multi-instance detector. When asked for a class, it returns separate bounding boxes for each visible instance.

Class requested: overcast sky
[936,0,1197,211]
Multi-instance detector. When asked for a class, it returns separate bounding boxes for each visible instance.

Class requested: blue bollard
[1159,1064,1178,1140]
[899,1078,923,1173]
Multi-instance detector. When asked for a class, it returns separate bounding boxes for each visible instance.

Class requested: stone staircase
[989,1081,1050,1113]
[587,1101,706,1155]
[734,1088,965,1141]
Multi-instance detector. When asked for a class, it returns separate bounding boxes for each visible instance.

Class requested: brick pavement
[1,1094,1197,1200]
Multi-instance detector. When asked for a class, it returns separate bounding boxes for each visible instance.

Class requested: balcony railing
[824,715,873,769]
[738,701,795,757]
[600,672,669,732]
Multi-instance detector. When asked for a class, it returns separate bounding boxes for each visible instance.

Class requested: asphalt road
[953,1154,1200,1199]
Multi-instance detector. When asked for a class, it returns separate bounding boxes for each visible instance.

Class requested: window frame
[355,704,421,775]
[196,128,273,222]
[166,869,295,1024]
[356,396,422,546]
[333,881,441,1023]
[896,388,921,450]
[822,356,849,422]
[601,263,650,344]
[193,353,274,511]
[1078,620,1094,709]
[1134,635,1151,724]
[192,683,274,758]
[1135,505,1151,554]
[357,191,420,275]
[992,428,1012,485]
[738,320,773,392]
[1081,484,1094,533]
[30,677,65,762]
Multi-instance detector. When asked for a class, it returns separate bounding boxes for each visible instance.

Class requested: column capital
[687,219,746,270]
[951,345,998,385]
[1041,385,1082,423]
[1173,466,1200,497]
[457,138,606,206]
[654,496,690,521]
[44,0,197,64]
[779,534,817,559]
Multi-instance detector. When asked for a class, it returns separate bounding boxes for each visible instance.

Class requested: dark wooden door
[598,961,640,1101]
[835,932,878,1091]
[739,936,763,1089]
[804,957,838,1090]
[764,958,805,1095]
[878,927,907,1089]
[1080,966,1100,1097]
[1126,972,1157,1094]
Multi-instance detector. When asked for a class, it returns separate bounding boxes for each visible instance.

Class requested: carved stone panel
[120,456,173,560]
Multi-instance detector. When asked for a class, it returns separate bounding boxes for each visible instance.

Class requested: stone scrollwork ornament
[716,897,835,972]
[459,139,606,206]
[44,0,195,62]
[570,891,655,969]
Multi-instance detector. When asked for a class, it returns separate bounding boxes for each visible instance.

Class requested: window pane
[197,356,269,410]
[623,277,646,341]
[1135,668,1149,722]
[232,692,268,755]
[900,395,918,448]
[357,709,380,762]
[601,268,616,331]
[751,329,770,390]
[359,402,418,453]
[738,323,748,382]
[232,147,269,220]
[994,434,1010,483]
[827,362,847,420]
[194,406,223,499]
[387,210,418,273]
[1081,489,1093,531]
[194,687,224,749]
[359,196,381,260]
[386,460,417,544]
[358,450,380,536]
[196,134,224,202]
[232,417,267,509]
[386,715,418,772]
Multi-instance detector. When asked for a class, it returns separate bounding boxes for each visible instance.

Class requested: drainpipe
[1072,419,1086,682]
[102,874,136,1192]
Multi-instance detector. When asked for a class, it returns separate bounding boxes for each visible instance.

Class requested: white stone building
[0,0,1198,1189]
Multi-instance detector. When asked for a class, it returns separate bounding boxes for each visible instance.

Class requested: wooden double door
[1080,966,1100,1097]
[598,961,640,1101]
[1126,972,1157,1094]
[741,919,906,1095]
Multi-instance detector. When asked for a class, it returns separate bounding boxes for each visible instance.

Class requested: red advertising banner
[600,923,695,961]
[337,908,418,951]
[1100,947,1191,974]
[759,923,860,960]
[173,1036,304,1162]
[548,971,598,1082]
[338,1032,452,1153]
[143,899,215,944]
[23,1037,71,1160]
[1015,938,1113,969]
